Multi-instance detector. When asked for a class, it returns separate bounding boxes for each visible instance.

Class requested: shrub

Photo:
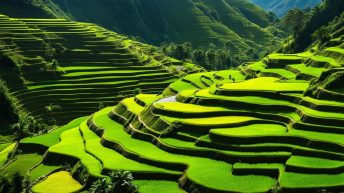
[134,88,141,95]
[0,79,19,124]
[98,102,105,110]
[11,115,48,139]
[108,170,138,193]
[89,170,137,193]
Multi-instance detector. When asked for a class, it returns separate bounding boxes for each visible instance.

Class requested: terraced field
[9,46,344,192]
[0,14,184,124]
[1,12,344,193]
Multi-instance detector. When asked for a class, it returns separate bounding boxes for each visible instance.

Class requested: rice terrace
[0,0,343,193]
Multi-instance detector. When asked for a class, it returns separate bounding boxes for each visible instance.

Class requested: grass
[1,12,344,193]
[21,116,88,147]
[325,47,344,55]
[288,129,344,145]
[211,124,287,137]
[219,77,309,92]
[0,143,16,166]
[80,121,180,175]
[135,94,161,106]
[48,128,103,177]
[280,172,344,189]
[261,68,297,79]
[195,89,344,120]
[287,64,326,77]
[134,180,186,193]
[0,15,180,126]
[0,153,42,177]
[32,171,83,193]
[286,155,344,169]
[163,116,258,126]
[29,163,61,181]
[154,101,228,113]
[93,108,277,192]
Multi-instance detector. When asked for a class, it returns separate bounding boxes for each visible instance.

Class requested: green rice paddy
[1,12,344,193]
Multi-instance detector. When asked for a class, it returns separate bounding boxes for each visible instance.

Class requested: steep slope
[0,0,68,19]
[0,0,281,55]
[0,14,191,125]
[289,0,344,52]
[250,0,322,17]
[1,5,344,193]
[50,0,277,52]
[10,34,344,193]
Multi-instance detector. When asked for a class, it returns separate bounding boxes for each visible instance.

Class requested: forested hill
[249,0,322,17]
[0,0,280,54]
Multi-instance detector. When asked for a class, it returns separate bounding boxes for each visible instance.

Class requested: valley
[0,0,343,193]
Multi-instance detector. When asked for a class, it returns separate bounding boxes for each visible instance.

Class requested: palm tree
[10,115,35,139]
[45,103,61,125]
[89,178,109,193]
[10,121,24,140]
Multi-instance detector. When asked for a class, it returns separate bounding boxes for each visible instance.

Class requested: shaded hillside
[0,14,194,125]
[3,21,343,193]
[0,0,68,19]
[250,0,321,17]
[48,0,278,52]
[285,0,344,53]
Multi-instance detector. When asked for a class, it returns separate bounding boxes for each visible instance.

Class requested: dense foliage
[0,80,19,126]
[89,171,137,193]
[160,42,266,70]
[250,0,321,17]
[284,0,344,52]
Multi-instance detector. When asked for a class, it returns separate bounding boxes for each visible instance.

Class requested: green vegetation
[1,153,42,177]
[0,1,343,193]
[0,143,16,166]
[0,14,183,127]
[89,170,137,193]
[32,171,83,193]
[250,0,321,17]
[134,180,186,193]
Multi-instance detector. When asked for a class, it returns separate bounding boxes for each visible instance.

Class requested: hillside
[0,14,198,127]
[0,0,280,54]
[287,0,344,52]
[0,0,68,19]
[0,10,343,193]
[0,1,344,192]
[250,0,322,17]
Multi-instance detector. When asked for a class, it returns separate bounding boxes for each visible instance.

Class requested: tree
[0,177,11,193]
[22,177,32,193]
[282,8,307,39]
[10,172,23,193]
[89,178,109,193]
[173,42,192,61]
[11,115,47,138]
[134,88,141,95]
[45,103,61,125]
[98,102,105,110]
[206,48,216,69]
[89,170,137,193]
[192,48,206,67]
[311,26,330,43]
[108,170,137,193]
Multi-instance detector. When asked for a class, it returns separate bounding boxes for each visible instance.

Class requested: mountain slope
[49,0,276,52]
[8,25,344,193]
[250,0,322,17]
[285,0,344,52]
[0,14,191,125]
